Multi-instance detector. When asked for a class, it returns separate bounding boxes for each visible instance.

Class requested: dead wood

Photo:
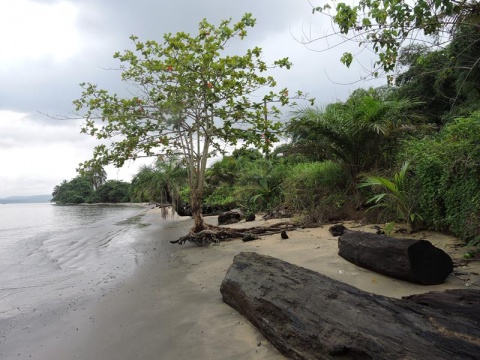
[338,231,453,285]
[170,222,298,246]
[220,252,480,360]
[403,289,480,323]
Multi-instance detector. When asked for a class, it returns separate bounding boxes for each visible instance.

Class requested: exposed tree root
[170,222,297,246]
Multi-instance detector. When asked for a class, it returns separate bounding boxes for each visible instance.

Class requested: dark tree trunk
[190,190,205,233]
[220,252,480,360]
[338,231,453,285]
[171,199,192,217]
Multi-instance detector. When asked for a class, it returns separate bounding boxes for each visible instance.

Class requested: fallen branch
[170,222,297,246]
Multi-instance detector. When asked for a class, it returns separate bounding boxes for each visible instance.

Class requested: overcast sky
[0,0,384,198]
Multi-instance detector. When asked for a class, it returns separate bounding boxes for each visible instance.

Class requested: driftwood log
[220,252,480,360]
[218,209,244,225]
[170,222,297,246]
[338,231,453,285]
[403,289,480,323]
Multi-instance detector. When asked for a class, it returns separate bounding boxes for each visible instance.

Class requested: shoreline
[10,208,479,360]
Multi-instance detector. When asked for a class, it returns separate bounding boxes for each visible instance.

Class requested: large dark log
[218,209,244,225]
[403,289,480,323]
[338,231,453,285]
[220,252,480,360]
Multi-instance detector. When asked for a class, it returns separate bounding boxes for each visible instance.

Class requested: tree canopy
[74,14,310,232]
[313,0,480,82]
[51,176,95,204]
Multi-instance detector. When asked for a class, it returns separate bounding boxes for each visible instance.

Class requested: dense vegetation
[56,4,480,249]
[52,177,130,204]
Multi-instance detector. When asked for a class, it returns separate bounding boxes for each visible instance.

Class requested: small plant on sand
[359,161,422,233]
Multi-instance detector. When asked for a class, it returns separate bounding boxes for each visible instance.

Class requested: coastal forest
[53,2,480,252]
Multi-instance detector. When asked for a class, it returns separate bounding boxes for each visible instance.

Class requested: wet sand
[8,209,480,360]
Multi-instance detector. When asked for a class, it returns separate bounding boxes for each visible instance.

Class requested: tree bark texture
[220,252,480,360]
[338,231,453,285]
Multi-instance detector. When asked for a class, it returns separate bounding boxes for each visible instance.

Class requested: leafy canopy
[314,0,480,80]
[74,13,309,170]
[74,14,310,231]
[51,176,95,204]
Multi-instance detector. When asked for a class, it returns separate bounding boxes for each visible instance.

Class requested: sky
[0,0,384,198]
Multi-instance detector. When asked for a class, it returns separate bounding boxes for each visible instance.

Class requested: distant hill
[0,195,52,204]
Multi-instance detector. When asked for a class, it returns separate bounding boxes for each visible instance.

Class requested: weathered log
[403,288,480,323]
[328,224,348,236]
[218,209,244,225]
[220,252,480,360]
[338,231,453,285]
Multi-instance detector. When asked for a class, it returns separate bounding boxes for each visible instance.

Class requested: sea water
[0,203,150,336]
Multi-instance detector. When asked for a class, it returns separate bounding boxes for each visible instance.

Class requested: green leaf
[340,52,353,67]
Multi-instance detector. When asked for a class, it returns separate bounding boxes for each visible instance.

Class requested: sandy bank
[20,209,480,360]
[167,215,480,359]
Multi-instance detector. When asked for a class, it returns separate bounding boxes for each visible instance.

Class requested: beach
[7,207,480,360]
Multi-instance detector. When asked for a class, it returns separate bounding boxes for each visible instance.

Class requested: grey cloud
[1,0,315,117]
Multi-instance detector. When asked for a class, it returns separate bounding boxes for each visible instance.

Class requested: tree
[393,22,480,123]
[92,180,131,203]
[79,163,107,190]
[51,176,94,204]
[129,165,164,203]
[74,14,309,234]
[312,0,480,82]
[394,44,454,125]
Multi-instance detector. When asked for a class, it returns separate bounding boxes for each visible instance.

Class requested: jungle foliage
[52,177,129,204]
[61,3,480,248]
[52,177,95,204]
[402,113,480,244]
[314,0,480,81]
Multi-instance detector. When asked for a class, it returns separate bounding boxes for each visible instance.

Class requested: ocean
[0,203,153,346]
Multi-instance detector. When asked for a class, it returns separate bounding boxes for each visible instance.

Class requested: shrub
[283,161,349,221]
[404,113,480,241]
[359,161,421,232]
[203,183,236,207]
[235,159,288,212]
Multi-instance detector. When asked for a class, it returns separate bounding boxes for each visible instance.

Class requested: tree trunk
[190,189,205,233]
[220,252,480,360]
[338,231,453,285]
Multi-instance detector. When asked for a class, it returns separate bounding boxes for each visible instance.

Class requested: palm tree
[129,156,188,216]
[359,161,422,233]
[129,165,163,203]
[287,88,419,181]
